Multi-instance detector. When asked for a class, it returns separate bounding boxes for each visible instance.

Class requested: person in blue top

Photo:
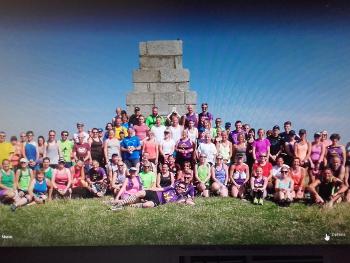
[22,131,39,170]
[120,127,141,168]
[28,169,53,205]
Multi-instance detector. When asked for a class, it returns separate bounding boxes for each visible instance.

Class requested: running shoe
[258,199,264,205]
[253,197,258,204]
[10,204,17,212]
[110,204,123,211]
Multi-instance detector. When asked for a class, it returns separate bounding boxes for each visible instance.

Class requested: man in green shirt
[139,161,156,189]
[145,106,164,129]
[58,131,74,168]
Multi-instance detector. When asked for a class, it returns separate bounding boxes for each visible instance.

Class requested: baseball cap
[289,130,296,136]
[314,132,321,138]
[58,158,65,164]
[273,125,280,130]
[77,122,84,127]
[20,158,28,163]
[129,167,137,172]
[225,122,231,128]
[98,128,103,132]
[134,107,140,111]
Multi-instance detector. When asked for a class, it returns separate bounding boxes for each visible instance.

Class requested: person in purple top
[198,103,213,125]
[181,105,199,128]
[110,181,194,210]
[87,160,107,197]
[229,120,244,145]
[252,129,271,163]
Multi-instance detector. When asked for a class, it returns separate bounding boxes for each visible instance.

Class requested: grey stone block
[177,82,189,92]
[155,92,185,105]
[168,104,195,116]
[160,69,190,82]
[174,56,183,69]
[185,91,197,104]
[146,40,182,56]
[139,42,147,56]
[127,105,154,116]
[133,69,160,83]
[149,83,177,93]
[133,83,149,92]
[140,56,175,69]
[127,92,154,105]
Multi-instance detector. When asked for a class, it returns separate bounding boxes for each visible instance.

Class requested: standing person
[216,131,233,165]
[308,167,348,207]
[181,105,198,128]
[28,169,53,205]
[280,121,297,144]
[139,161,157,189]
[19,132,27,149]
[37,136,46,163]
[151,116,166,144]
[121,115,129,130]
[268,125,283,164]
[229,154,250,199]
[211,118,223,139]
[10,136,22,169]
[114,117,128,140]
[58,131,74,168]
[186,120,199,144]
[250,166,268,205]
[0,131,13,168]
[73,122,89,143]
[103,123,114,142]
[42,157,54,180]
[175,130,195,167]
[73,135,92,171]
[198,103,213,125]
[309,132,326,169]
[194,154,211,197]
[290,158,306,200]
[283,130,297,167]
[156,162,175,188]
[325,133,346,167]
[129,107,142,126]
[197,133,217,165]
[22,131,39,170]
[320,130,332,148]
[252,129,271,164]
[89,128,104,167]
[45,130,60,168]
[87,160,107,197]
[229,120,244,145]
[274,166,294,206]
[232,133,246,164]
[103,130,121,165]
[70,160,89,198]
[133,115,149,141]
[146,106,164,129]
[51,159,72,199]
[0,159,16,203]
[210,155,229,197]
[294,129,311,167]
[120,127,142,168]
[246,128,256,170]
[142,131,159,165]
[169,115,184,144]
[111,107,122,126]
[225,122,232,134]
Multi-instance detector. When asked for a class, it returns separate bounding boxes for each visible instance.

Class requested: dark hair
[61,130,69,136]
[48,130,56,135]
[330,133,340,141]
[111,153,119,158]
[26,131,34,136]
[284,121,292,126]
[10,136,17,141]
[43,157,50,162]
[235,120,242,125]
[105,122,113,130]
[38,136,45,143]
[249,128,256,135]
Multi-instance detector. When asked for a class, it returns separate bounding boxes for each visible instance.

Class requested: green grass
[1,197,350,246]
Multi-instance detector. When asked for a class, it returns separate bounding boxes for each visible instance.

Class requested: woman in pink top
[252,129,271,163]
[290,157,306,200]
[309,132,325,169]
[142,131,159,165]
[70,160,88,197]
[133,115,149,141]
[52,159,72,199]
[294,129,311,168]
[114,167,143,201]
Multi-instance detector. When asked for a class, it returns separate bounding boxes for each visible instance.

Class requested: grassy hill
[1,197,350,246]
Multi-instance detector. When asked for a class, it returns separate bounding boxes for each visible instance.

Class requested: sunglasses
[176,185,186,189]
[62,134,68,136]
[184,177,191,179]
[281,171,289,173]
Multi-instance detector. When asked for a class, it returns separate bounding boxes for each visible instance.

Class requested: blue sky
[0,1,349,142]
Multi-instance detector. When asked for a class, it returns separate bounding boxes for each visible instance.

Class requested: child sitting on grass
[250,166,267,205]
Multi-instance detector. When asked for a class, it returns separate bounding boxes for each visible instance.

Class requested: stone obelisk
[126,40,197,116]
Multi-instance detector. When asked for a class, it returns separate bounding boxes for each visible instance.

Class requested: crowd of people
[1,103,350,211]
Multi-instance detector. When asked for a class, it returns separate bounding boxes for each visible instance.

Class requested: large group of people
[1,103,350,211]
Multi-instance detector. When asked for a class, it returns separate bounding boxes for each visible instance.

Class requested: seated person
[28,169,53,205]
[229,153,250,199]
[51,158,72,199]
[274,166,294,206]
[114,167,143,202]
[87,160,107,197]
[250,166,267,205]
[70,160,89,198]
[139,161,156,189]
[0,159,17,204]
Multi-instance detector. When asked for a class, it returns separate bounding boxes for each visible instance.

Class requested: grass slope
[1,197,350,246]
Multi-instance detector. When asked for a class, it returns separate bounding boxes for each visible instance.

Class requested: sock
[119,195,138,206]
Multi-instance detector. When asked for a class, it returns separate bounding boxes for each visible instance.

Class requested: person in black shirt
[268,125,283,164]
[128,107,142,127]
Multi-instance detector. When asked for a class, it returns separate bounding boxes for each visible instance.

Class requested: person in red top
[252,154,273,192]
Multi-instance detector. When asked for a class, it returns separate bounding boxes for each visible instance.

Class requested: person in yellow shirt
[0,132,14,168]
[114,117,128,140]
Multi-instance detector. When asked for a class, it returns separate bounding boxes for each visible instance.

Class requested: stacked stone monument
[126,40,197,116]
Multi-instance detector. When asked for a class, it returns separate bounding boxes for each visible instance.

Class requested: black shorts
[144,190,161,206]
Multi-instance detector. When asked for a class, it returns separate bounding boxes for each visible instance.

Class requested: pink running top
[54,168,70,190]
[143,140,158,159]
[310,143,322,162]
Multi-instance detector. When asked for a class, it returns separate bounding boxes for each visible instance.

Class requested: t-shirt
[58,140,74,162]
[0,142,13,164]
[24,141,38,161]
[151,125,166,144]
[114,126,128,140]
[229,130,244,145]
[253,162,273,178]
[146,115,164,129]
[252,139,271,160]
[197,142,217,164]
[73,143,90,163]
[120,136,141,160]
[143,140,158,159]
[267,135,282,156]
[157,186,184,204]
[170,125,183,144]
[88,167,106,182]
[161,139,175,155]
[139,171,156,189]
[134,124,149,141]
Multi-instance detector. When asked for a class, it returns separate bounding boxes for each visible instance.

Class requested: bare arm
[156,173,161,188]
[115,179,128,200]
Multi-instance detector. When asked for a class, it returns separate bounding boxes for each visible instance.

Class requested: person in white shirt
[169,115,183,144]
[197,133,217,165]
[272,156,290,179]
[73,122,89,144]
[151,116,166,144]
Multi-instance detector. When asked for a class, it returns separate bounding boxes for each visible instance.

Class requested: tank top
[33,179,48,195]
[291,167,303,188]
[177,138,193,159]
[218,142,231,161]
[254,177,265,188]
[115,169,126,185]
[91,139,103,162]
[214,165,226,184]
[327,145,344,164]
[185,113,198,127]
[310,143,322,162]
[159,172,172,187]
[235,144,247,162]
[44,167,53,180]
[187,128,198,143]
[278,179,291,190]
[143,140,158,159]
[197,164,210,184]
[1,169,14,188]
[18,168,31,191]
[106,139,120,160]
[296,142,308,160]
[72,166,83,188]
[125,176,142,195]
[54,168,70,190]
[161,139,175,155]
[46,141,60,164]
[232,164,248,185]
